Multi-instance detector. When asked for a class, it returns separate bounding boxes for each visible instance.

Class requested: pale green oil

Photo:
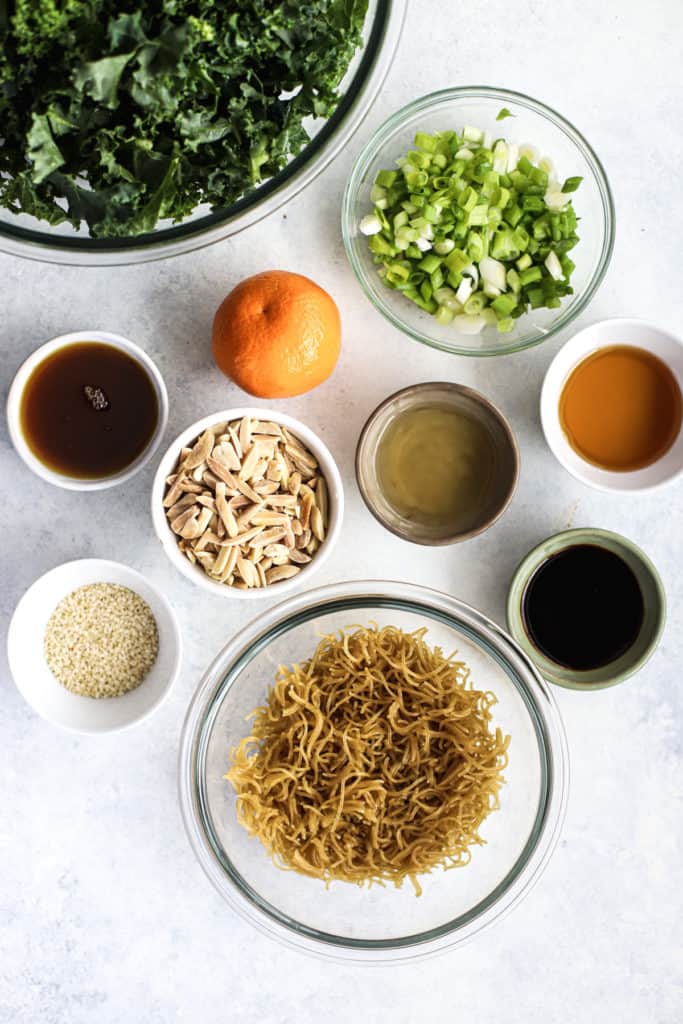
[376,403,495,531]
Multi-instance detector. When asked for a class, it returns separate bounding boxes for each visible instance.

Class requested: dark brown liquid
[20,342,159,479]
[522,544,644,671]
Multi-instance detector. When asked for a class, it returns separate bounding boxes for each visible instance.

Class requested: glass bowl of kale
[0,0,405,265]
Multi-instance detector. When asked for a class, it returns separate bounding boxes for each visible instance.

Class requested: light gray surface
[2,1,682,1020]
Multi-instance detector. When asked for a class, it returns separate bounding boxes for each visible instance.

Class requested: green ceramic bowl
[506,528,666,690]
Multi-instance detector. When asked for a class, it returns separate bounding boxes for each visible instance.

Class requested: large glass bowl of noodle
[179,580,568,962]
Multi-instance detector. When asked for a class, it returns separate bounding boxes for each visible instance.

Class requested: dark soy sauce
[522,544,644,671]
[20,342,158,479]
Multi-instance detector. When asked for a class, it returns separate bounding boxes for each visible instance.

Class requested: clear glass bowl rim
[178,579,569,963]
[341,84,616,357]
[0,0,406,267]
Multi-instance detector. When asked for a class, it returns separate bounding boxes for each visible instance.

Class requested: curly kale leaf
[0,0,369,237]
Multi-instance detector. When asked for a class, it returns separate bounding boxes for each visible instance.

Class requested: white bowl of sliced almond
[151,409,344,598]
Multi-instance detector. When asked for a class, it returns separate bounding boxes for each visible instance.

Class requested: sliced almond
[239,442,265,482]
[163,476,186,508]
[263,543,291,560]
[164,417,325,590]
[166,492,198,519]
[238,416,252,453]
[266,459,282,483]
[235,479,261,504]
[236,502,265,530]
[236,558,258,588]
[179,513,200,539]
[215,482,239,538]
[217,526,264,548]
[228,425,242,461]
[249,458,270,483]
[171,505,200,534]
[195,551,216,572]
[266,564,300,584]
[253,479,280,496]
[183,430,214,470]
[288,548,312,565]
[310,505,325,542]
[296,528,312,549]
[250,526,287,547]
[252,420,283,437]
[250,511,290,527]
[300,490,314,531]
[212,442,241,473]
[264,493,298,509]
[306,536,320,556]
[316,477,329,526]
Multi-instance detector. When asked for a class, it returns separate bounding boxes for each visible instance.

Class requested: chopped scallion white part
[479,256,507,292]
[434,238,455,255]
[492,140,508,174]
[359,213,383,236]
[539,156,555,176]
[463,125,484,144]
[544,189,569,211]
[454,147,475,161]
[518,143,539,163]
[453,314,485,335]
[506,143,519,173]
[545,250,564,280]
[483,282,502,298]
[455,277,473,304]
[463,262,479,286]
[415,237,432,252]
[482,130,493,150]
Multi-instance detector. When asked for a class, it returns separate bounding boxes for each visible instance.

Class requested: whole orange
[212,270,341,399]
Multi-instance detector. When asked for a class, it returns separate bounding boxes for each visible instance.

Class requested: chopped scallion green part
[496,108,515,121]
[362,125,582,338]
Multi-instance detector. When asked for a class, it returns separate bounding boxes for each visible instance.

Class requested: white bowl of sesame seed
[7,558,182,733]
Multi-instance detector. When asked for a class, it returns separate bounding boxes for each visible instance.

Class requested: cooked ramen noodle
[226,624,510,894]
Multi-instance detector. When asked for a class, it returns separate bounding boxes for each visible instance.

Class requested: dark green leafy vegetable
[0,0,368,237]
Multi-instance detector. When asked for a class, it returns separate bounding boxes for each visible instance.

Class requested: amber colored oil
[20,342,159,479]
[559,345,682,471]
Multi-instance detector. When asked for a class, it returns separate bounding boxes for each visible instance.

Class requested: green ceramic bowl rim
[506,528,666,690]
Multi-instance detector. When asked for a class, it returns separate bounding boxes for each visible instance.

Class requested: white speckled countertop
[2,1,682,1020]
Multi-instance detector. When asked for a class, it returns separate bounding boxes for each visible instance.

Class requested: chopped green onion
[362,125,582,338]
[496,108,515,121]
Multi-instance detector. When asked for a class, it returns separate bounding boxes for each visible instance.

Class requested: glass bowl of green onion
[342,86,614,357]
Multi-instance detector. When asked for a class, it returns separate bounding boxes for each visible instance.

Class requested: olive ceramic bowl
[506,528,666,690]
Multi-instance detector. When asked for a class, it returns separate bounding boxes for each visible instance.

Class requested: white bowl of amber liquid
[6,329,168,490]
[541,318,683,492]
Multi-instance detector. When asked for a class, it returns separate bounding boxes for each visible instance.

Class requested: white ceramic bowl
[7,559,182,733]
[6,330,169,490]
[151,409,344,599]
[541,318,683,492]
